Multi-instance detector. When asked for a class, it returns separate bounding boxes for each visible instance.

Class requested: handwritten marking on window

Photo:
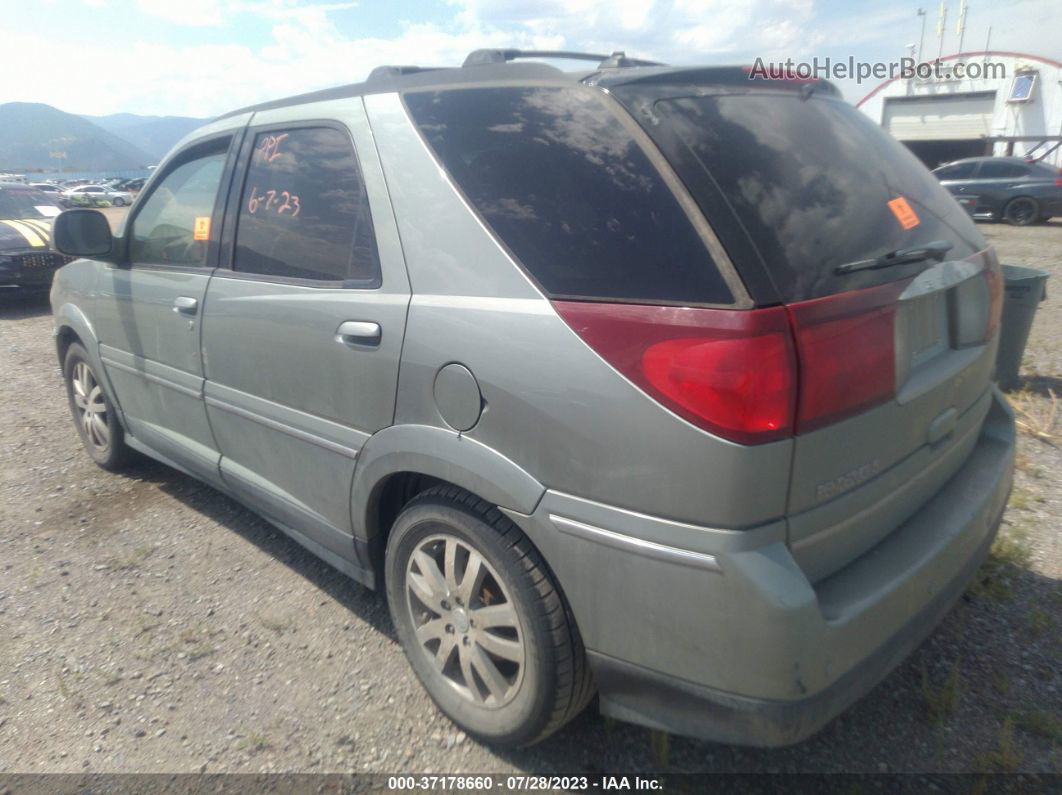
[255,133,290,165]
[247,186,301,217]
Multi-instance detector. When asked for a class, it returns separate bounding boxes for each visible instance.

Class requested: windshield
[0,188,61,220]
[640,91,986,301]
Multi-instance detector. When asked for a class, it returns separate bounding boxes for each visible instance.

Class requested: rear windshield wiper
[834,240,954,275]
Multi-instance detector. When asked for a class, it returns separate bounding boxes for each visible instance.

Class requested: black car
[0,183,72,289]
[933,156,1062,226]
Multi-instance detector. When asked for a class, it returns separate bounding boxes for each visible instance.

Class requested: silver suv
[50,50,1015,748]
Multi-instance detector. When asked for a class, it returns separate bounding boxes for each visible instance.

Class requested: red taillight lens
[786,281,906,433]
[985,265,1003,337]
[642,333,795,439]
[552,301,796,444]
[1055,168,1062,187]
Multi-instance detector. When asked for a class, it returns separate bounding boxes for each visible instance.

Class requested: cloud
[135,0,227,27]
[4,0,1061,117]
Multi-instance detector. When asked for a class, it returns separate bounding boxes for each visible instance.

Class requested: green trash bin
[996,264,1049,391]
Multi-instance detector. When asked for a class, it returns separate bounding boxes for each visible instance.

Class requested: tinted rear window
[404,87,733,305]
[643,92,985,301]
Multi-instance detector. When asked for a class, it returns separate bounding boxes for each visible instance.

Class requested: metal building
[857,51,1062,168]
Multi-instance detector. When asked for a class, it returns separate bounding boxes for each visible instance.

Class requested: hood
[0,217,54,253]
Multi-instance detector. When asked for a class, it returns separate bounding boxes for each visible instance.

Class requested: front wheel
[1003,196,1039,226]
[385,486,593,746]
[63,342,134,470]
[113,196,125,206]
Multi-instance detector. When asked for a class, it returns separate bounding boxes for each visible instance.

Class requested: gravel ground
[0,218,1059,776]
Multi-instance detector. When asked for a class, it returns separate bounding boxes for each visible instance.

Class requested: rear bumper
[506,387,1014,746]
[588,502,1003,746]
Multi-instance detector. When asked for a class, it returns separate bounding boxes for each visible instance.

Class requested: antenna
[956,0,968,53]
[936,0,948,59]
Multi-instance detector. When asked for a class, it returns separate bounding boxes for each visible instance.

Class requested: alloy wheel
[71,361,111,452]
[404,533,526,708]
[1005,197,1037,225]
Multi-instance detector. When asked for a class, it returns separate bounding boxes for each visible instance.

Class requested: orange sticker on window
[193,216,211,241]
[888,197,920,230]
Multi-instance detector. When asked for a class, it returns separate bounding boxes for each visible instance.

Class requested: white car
[61,184,133,207]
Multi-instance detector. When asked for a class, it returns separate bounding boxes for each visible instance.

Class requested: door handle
[336,320,381,346]
[173,296,199,315]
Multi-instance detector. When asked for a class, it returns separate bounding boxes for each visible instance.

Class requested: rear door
[200,100,409,558]
[95,134,241,480]
[612,84,1002,580]
[963,160,1032,215]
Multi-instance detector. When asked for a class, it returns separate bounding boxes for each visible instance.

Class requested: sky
[1,0,1058,118]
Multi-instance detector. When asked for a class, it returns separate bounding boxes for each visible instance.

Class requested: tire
[385,485,594,746]
[63,343,133,471]
[1003,196,1039,226]
[113,196,125,207]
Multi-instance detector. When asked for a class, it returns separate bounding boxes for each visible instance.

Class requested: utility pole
[956,0,968,53]
[937,0,948,59]
[917,8,927,62]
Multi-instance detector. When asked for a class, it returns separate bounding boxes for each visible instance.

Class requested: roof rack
[366,65,446,82]
[462,49,664,69]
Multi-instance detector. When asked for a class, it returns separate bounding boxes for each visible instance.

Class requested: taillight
[555,271,998,443]
[1055,168,1062,187]
[786,282,906,433]
[552,301,796,444]
[985,265,1003,338]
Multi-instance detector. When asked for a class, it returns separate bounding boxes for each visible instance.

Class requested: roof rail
[367,65,445,82]
[462,49,664,69]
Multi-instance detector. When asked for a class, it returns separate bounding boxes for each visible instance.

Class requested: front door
[95,134,240,479]
[200,102,409,562]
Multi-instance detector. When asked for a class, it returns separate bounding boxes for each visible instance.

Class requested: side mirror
[52,209,117,261]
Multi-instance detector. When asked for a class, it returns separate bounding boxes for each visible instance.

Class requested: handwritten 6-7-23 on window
[247,186,301,216]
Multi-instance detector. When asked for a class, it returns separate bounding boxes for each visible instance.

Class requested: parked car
[29,182,75,208]
[933,156,1062,225]
[50,51,1014,748]
[0,183,70,289]
[61,184,133,207]
[30,182,63,195]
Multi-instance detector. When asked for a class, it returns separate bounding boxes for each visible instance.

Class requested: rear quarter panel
[363,92,792,528]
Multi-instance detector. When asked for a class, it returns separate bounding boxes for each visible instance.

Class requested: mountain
[84,113,206,162]
[0,102,154,171]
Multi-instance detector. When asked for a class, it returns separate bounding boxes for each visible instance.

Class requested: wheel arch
[351,424,546,579]
[54,304,127,428]
[1004,194,1040,221]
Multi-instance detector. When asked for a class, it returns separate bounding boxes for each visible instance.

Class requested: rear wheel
[385,485,593,746]
[1003,196,1039,226]
[113,196,125,206]
[63,343,133,470]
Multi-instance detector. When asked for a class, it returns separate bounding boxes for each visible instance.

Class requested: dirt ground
[0,217,1059,776]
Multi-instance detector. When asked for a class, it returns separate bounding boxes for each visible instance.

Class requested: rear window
[0,188,60,220]
[641,92,985,301]
[404,86,733,305]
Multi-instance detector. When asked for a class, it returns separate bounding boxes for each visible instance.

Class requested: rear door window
[404,86,733,305]
[232,126,381,285]
[934,162,978,180]
[633,91,986,301]
[978,161,1029,179]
